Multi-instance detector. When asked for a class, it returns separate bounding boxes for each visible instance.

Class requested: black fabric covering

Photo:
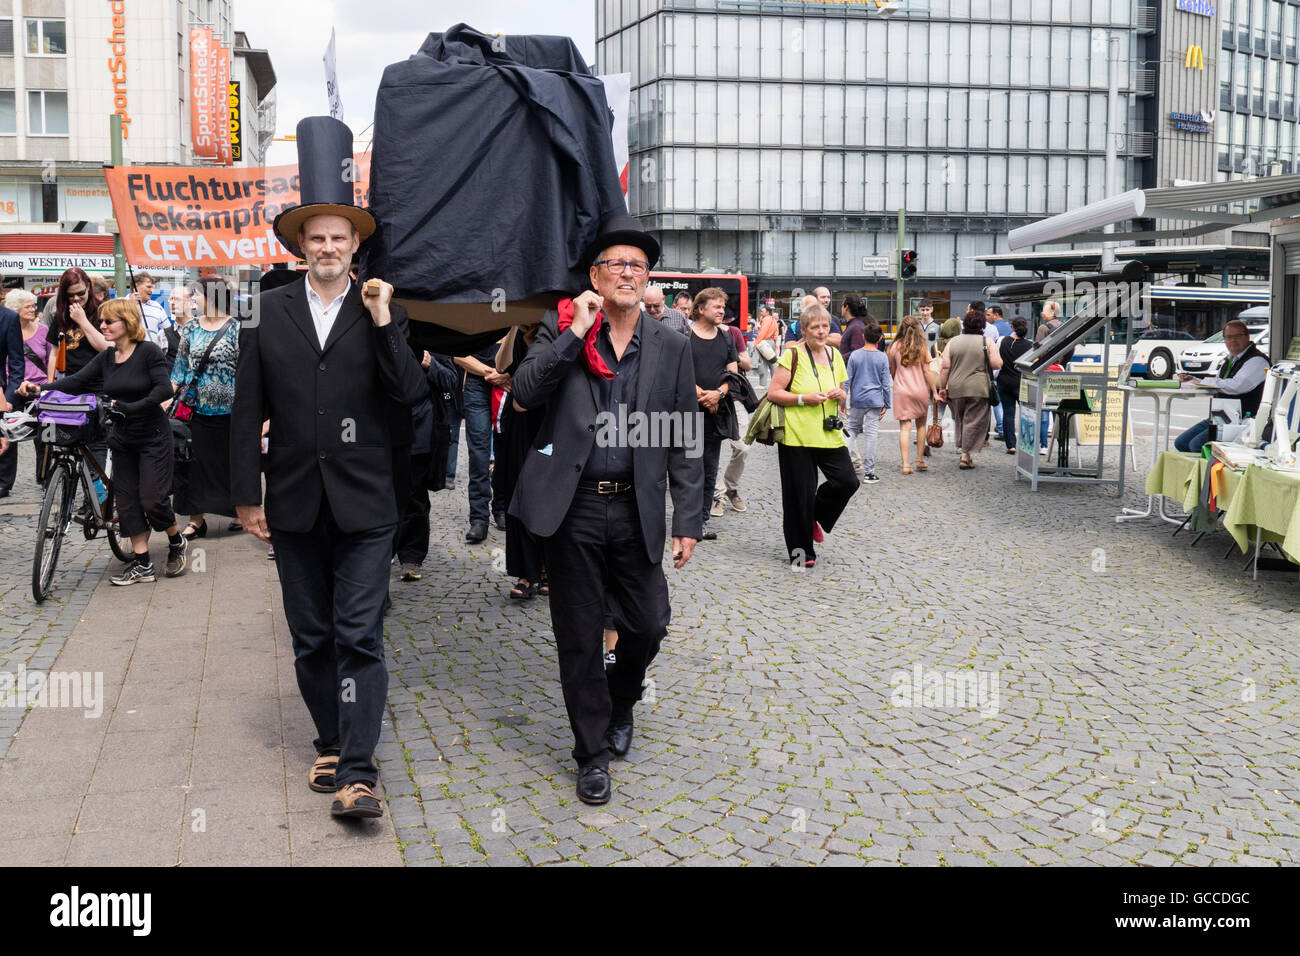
[362,23,627,306]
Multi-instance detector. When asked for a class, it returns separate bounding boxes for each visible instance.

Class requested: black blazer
[0,306,25,402]
[231,280,427,534]
[508,310,704,563]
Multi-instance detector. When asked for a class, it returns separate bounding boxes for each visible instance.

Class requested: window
[0,91,14,134]
[25,18,66,55]
[27,90,68,135]
[0,19,13,56]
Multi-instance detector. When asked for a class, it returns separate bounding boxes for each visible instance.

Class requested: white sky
[230,0,597,166]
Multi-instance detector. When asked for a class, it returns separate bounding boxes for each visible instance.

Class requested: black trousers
[111,434,176,539]
[777,443,859,563]
[0,438,16,495]
[998,383,1019,451]
[271,497,394,788]
[541,488,671,768]
[701,435,723,528]
[395,451,433,565]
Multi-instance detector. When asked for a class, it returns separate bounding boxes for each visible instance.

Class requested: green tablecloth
[1145,451,1206,512]
[1222,464,1300,562]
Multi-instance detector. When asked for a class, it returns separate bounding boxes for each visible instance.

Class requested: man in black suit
[510,214,703,806]
[232,206,426,819]
[0,297,26,497]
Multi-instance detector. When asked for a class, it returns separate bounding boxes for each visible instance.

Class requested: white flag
[324,28,343,120]
[598,73,631,198]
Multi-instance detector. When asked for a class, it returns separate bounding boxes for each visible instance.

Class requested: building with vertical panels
[597,0,1300,318]
[596,0,1151,320]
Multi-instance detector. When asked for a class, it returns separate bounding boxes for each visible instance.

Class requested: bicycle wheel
[32,463,74,603]
[98,462,130,562]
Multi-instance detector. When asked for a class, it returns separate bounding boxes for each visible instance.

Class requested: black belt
[577,479,634,495]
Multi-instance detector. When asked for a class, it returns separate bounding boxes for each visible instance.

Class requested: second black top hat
[272,116,375,258]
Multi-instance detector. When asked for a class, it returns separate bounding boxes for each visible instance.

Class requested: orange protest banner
[103,155,370,267]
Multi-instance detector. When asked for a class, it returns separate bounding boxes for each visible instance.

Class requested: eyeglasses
[595,258,649,277]
[99,318,120,327]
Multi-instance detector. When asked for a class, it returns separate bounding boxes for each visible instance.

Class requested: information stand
[987,260,1146,492]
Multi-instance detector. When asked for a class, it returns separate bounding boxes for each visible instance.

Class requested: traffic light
[900,249,917,279]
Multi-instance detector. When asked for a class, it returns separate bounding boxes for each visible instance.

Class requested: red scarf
[556,298,614,380]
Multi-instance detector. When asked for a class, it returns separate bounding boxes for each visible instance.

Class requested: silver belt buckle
[597,481,616,494]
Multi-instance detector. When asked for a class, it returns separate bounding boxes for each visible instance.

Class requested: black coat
[0,305,25,402]
[508,311,704,562]
[231,280,428,534]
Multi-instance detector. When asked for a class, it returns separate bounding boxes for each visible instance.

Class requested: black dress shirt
[556,315,641,482]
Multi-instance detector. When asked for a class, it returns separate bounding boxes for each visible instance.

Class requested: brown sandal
[308,753,339,793]
[330,781,384,818]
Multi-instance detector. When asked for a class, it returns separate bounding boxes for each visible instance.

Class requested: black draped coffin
[361,23,628,354]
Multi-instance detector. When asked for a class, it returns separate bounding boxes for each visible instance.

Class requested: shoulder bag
[983,339,1000,405]
[171,319,234,423]
[745,348,798,445]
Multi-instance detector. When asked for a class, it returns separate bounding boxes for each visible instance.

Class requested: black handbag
[983,340,1000,405]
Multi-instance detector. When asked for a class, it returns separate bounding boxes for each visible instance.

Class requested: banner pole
[111,114,126,297]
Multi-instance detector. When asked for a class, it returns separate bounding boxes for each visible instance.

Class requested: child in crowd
[844,323,891,483]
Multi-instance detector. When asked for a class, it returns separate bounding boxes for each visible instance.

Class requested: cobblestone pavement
[2,420,1297,866]
[0,445,104,759]
[378,424,1299,867]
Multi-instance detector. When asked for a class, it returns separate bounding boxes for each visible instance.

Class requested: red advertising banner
[103,155,371,267]
[214,38,232,165]
[190,28,216,159]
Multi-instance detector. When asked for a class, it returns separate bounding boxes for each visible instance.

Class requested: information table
[1144,450,1300,577]
[1117,384,1215,524]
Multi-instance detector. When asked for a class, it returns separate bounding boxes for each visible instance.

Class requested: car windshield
[1202,332,1224,344]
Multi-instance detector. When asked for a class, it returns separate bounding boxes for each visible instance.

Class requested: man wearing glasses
[1175,319,1270,453]
[510,214,702,806]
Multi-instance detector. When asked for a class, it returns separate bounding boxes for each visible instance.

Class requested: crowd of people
[0,236,1063,813]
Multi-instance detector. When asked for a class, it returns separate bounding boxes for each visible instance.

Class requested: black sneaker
[863,473,880,483]
[603,650,617,670]
[165,536,187,577]
[112,561,156,586]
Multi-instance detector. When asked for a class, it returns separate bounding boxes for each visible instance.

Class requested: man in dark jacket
[232,209,426,820]
[0,299,27,497]
[510,214,703,806]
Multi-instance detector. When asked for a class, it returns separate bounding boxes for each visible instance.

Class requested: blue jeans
[1174,418,1212,454]
[1040,411,1051,449]
[445,410,460,484]
[463,380,493,523]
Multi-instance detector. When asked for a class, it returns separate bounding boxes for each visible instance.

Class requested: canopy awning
[976,243,1271,275]
[1008,174,1300,249]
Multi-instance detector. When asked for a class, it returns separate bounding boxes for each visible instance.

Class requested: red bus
[648,272,751,332]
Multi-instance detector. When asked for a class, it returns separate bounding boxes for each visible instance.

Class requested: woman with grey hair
[5,288,54,388]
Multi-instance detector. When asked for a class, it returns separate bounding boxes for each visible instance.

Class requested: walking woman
[765,303,859,568]
[169,275,239,540]
[996,317,1033,454]
[21,299,187,583]
[887,314,937,474]
[751,304,782,387]
[938,309,1004,469]
[7,289,53,388]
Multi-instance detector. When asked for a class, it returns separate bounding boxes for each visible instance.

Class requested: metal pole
[110,114,127,297]
[896,207,905,327]
[1101,33,1122,271]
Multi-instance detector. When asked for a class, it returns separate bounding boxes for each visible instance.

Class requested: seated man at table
[1174,320,1270,453]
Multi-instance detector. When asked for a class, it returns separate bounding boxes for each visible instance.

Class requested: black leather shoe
[576,763,611,805]
[493,511,508,531]
[606,719,634,758]
[465,521,488,543]
[701,528,718,540]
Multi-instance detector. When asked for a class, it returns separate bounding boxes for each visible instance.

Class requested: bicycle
[2,396,130,602]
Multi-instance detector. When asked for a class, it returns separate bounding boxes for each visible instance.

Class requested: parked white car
[1123,328,1204,379]
[1177,325,1269,378]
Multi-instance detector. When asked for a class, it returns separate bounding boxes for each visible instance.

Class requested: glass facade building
[1218,0,1300,177]
[597,0,1148,313]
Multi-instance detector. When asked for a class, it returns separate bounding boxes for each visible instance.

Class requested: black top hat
[273,116,376,258]
[583,213,660,271]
